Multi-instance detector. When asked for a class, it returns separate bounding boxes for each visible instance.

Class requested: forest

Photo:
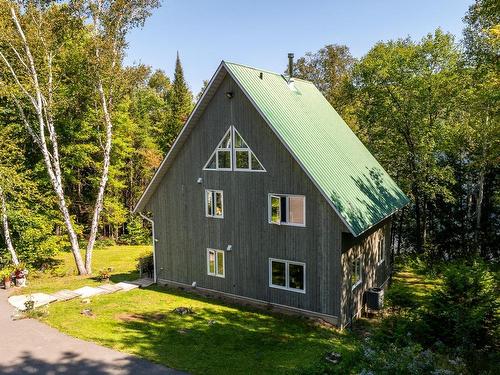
[0,1,496,264]
[2,1,496,271]
[0,0,498,373]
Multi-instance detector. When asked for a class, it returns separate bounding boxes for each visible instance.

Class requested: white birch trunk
[3,6,88,275]
[0,187,19,266]
[85,79,112,273]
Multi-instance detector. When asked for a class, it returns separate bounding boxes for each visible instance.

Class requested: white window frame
[351,256,362,290]
[205,189,224,219]
[268,258,306,294]
[203,126,266,172]
[207,248,225,278]
[267,193,306,227]
[377,233,386,265]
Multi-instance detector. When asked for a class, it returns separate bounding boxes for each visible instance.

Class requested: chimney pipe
[288,53,294,79]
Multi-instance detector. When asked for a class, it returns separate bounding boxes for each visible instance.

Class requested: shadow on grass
[0,350,182,375]
[99,285,359,374]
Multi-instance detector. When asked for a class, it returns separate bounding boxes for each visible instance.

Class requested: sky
[124,0,473,94]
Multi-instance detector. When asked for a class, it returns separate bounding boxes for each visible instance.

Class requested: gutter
[139,213,157,283]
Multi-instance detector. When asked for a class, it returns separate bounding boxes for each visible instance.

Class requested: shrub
[136,251,154,278]
[422,261,499,351]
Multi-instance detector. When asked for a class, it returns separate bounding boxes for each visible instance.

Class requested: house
[134,58,409,327]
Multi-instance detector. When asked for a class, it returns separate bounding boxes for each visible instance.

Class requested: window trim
[205,189,224,219]
[268,258,306,294]
[351,256,362,290]
[267,193,306,227]
[203,126,266,172]
[207,248,225,278]
[377,233,386,265]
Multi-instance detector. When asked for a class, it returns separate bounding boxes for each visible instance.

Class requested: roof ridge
[223,61,314,85]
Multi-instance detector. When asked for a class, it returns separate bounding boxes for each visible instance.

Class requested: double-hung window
[269,258,305,293]
[351,256,362,290]
[269,194,305,226]
[205,190,223,218]
[207,249,225,277]
[377,233,386,265]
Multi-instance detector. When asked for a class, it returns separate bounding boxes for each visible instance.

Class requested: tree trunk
[412,185,423,254]
[0,187,19,266]
[4,6,88,275]
[85,79,112,274]
[397,207,405,255]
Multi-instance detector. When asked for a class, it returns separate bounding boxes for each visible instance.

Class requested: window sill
[377,259,385,266]
[206,215,224,219]
[208,273,225,278]
[268,221,306,228]
[269,284,306,294]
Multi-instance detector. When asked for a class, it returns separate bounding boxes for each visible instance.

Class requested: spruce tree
[165,52,193,152]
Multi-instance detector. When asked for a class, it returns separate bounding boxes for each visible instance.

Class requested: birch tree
[77,0,161,273]
[0,0,159,274]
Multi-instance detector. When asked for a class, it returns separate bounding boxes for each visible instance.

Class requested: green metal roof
[225,62,409,236]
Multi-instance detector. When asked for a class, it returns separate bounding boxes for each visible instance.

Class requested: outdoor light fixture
[225,91,233,99]
[197,177,202,184]
[192,281,197,288]
[226,244,232,252]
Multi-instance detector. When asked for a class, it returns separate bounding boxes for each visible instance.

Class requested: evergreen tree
[164,52,193,152]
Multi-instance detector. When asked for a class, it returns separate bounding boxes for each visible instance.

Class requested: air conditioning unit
[366,287,384,310]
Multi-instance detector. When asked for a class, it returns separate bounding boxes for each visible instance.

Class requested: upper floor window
[351,256,362,290]
[377,232,386,265]
[205,189,223,218]
[268,194,305,227]
[204,126,265,172]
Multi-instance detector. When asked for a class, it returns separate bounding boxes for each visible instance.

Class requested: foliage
[120,215,150,245]
[98,268,112,281]
[136,250,153,276]
[422,261,499,351]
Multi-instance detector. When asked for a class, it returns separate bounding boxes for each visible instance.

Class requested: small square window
[217,150,231,169]
[205,190,223,218]
[235,150,250,169]
[207,249,224,277]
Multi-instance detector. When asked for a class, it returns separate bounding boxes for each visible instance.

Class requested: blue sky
[124,0,472,94]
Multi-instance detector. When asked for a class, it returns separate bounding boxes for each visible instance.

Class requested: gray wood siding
[146,74,350,318]
[339,218,392,326]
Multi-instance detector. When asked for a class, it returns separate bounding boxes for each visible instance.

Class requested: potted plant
[98,268,112,282]
[14,263,28,287]
[1,268,12,289]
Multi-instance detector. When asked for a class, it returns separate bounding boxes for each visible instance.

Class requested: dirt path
[0,289,186,374]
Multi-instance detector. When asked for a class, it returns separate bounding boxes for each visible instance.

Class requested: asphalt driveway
[0,289,185,374]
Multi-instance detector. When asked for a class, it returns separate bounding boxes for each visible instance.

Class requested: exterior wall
[145,73,350,320]
[339,218,392,327]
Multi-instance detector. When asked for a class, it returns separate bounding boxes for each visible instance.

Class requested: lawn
[26,246,363,374]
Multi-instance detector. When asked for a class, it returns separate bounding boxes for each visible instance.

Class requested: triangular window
[203,126,266,172]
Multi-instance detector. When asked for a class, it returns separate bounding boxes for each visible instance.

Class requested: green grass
[20,245,150,294]
[25,246,362,374]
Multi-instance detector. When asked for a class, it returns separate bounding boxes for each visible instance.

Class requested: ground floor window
[269,258,305,293]
[377,233,386,265]
[351,256,362,289]
[207,249,225,277]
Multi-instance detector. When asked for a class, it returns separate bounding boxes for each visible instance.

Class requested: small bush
[98,268,112,281]
[136,251,154,278]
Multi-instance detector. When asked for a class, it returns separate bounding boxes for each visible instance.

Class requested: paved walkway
[0,289,186,375]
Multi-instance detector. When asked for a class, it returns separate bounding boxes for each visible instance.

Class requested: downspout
[139,213,157,283]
